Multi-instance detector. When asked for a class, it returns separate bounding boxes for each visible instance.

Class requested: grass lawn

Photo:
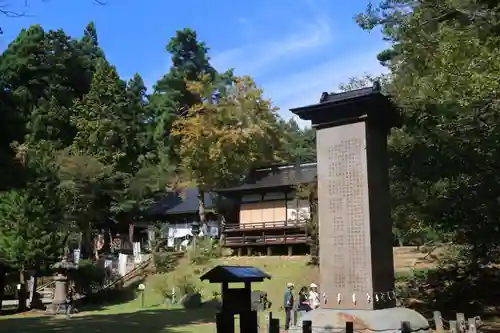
[0,306,219,333]
[0,249,433,333]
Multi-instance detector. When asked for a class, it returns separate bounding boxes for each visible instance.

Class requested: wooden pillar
[267,247,272,256]
[288,245,293,256]
[246,247,252,256]
[216,312,235,333]
[221,282,229,305]
[240,282,257,333]
[237,248,243,256]
[240,310,258,333]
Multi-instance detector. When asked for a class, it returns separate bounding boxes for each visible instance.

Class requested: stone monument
[290,83,429,332]
[46,257,78,314]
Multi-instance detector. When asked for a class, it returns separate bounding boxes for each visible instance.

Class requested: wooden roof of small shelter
[200,265,271,283]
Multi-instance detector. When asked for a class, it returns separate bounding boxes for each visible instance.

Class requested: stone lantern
[46,256,78,314]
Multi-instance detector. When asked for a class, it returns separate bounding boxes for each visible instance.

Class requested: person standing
[65,288,74,318]
[308,283,320,309]
[283,282,295,330]
[297,286,312,322]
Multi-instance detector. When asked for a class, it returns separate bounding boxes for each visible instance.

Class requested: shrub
[149,273,173,304]
[153,252,178,273]
[71,259,106,294]
[173,271,201,296]
[180,292,202,309]
[187,237,229,264]
[149,268,202,304]
[395,267,435,299]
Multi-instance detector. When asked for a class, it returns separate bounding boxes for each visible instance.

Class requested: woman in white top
[308,283,320,309]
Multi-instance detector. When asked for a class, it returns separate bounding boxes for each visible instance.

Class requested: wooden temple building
[143,188,219,250]
[99,188,218,255]
[98,162,318,258]
[216,162,317,256]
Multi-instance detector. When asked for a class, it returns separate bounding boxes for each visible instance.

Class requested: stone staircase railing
[99,255,152,292]
[36,280,56,300]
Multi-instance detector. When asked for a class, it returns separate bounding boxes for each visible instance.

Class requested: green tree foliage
[150,29,238,226]
[295,177,319,265]
[0,21,319,311]
[280,118,316,163]
[356,1,500,264]
[338,73,436,246]
[154,29,218,114]
[171,75,285,227]
[0,22,106,309]
[0,141,67,310]
[0,83,23,190]
[66,58,176,253]
[149,29,234,162]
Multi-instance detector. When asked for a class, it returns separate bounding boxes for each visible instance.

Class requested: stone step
[39,289,54,297]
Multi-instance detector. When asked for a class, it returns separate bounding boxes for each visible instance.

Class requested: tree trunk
[81,230,93,259]
[470,242,481,275]
[129,222,135,249]
[0,263,5,311]
[102,224,112,254]
[18,269,27,312]
[308,195,319,265]
[198,188,206,233]
[78,231,82,251]
[397,235,404,247]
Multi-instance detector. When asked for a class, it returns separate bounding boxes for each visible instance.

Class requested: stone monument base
[45,303,66,315]
[289,308,430,333]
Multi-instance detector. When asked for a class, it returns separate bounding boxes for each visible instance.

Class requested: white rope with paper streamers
[337,293,341,304]
[352,293,356,305]
[366,293,372,303]
[372,291,397,303]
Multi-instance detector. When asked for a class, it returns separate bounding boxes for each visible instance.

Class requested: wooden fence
[264,310,482,333]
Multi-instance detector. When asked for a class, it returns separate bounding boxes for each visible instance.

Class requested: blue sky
[0,0,388,125]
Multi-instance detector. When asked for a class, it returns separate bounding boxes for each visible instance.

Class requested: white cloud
[208,0,389,128]
[211,16,332,77]
[263,47,388,127]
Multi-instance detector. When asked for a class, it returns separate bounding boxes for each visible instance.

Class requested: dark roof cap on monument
[318,84,379,104]
[290,82,398,128]
[200,265,271,283]
[215,162,317,194]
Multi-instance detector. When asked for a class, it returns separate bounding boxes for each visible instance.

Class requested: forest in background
[1,0,500,313]
[0,22,316,296]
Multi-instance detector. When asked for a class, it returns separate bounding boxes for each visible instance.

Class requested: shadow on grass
[399,265,500,320]
[77,276,147,313]
[0,307,217,333]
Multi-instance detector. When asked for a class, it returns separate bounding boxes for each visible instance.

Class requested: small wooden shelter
[200,265,271,333]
